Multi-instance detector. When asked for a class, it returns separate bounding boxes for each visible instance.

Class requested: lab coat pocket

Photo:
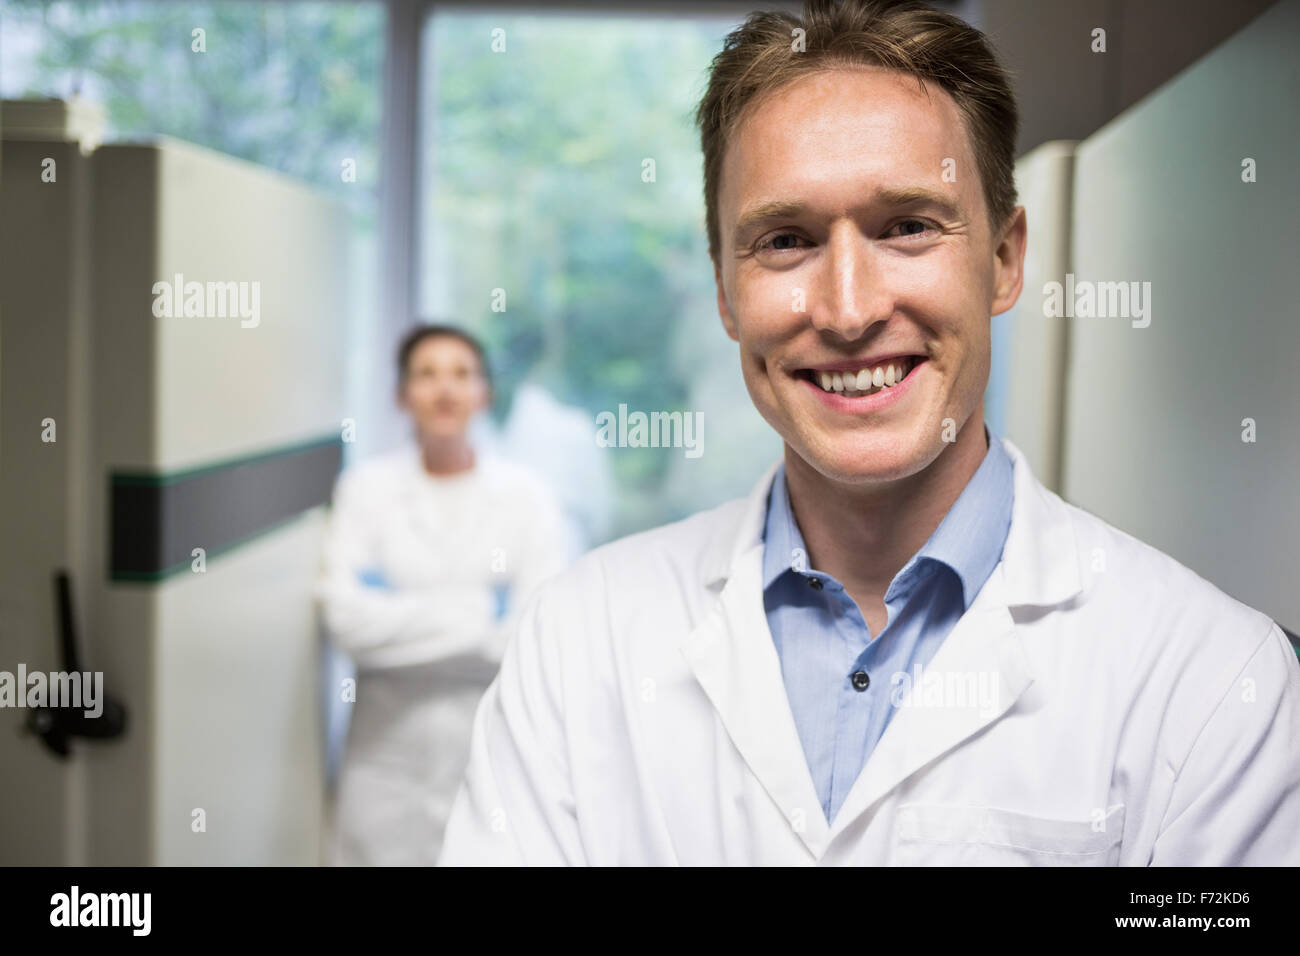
[893,803,1125,866]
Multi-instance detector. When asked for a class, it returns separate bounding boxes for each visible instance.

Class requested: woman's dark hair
[395,323,492,392]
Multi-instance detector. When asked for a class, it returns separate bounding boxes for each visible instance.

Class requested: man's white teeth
[815,358,915,396]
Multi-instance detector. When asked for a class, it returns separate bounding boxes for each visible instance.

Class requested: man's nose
[807,226,892,340]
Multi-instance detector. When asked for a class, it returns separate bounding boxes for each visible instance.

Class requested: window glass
[419,10,780,545]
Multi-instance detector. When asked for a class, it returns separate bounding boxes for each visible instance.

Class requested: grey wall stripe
[110,436,343,582]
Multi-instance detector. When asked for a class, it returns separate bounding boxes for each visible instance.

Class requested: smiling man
[439,0,1300,866]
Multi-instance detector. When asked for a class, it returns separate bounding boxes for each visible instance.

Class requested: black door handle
[25,570,127,758]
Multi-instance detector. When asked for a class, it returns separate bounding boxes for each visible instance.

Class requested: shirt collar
[761,424,1015,609]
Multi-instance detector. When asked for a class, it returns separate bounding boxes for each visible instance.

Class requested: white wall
[84,138,349,864]
[0,137,93,864]
[1062,0,1300,631]
[1,125,349,865]
[991,139,1076,491]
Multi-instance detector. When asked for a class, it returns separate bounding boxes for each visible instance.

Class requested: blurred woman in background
[317,324,567,865]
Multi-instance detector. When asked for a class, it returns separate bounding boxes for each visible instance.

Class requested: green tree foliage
[2,0,383,222]
[423,14,735,528]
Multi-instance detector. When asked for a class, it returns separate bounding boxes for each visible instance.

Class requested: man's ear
[714,258,740,342]
[990,206,1028,317]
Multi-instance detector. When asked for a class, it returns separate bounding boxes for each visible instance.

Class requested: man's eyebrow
[733,200,807,237]
[732,188,962,238]
[873,186,961,216]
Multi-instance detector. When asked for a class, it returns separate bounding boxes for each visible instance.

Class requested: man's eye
[756,232,807,252]
[886,219,937,239]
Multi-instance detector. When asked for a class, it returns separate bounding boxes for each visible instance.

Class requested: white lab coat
[317,446,567,865]
[439,437,1300,865]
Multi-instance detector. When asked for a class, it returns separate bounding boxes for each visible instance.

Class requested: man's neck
[782,415,990,624]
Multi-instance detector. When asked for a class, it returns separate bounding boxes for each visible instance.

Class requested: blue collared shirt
[761,425,1015,823]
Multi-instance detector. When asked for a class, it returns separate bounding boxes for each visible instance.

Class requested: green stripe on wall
[110,435,343,582]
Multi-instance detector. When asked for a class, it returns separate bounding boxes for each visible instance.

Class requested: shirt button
[807,577,823,590]
[851,670,870,691]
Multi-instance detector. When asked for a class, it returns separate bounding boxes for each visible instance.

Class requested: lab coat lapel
[824,437,1081,848]
[676,441,1078,860]
[678,463,831,857]
[679,545,831,857]
[825,563,1033,848]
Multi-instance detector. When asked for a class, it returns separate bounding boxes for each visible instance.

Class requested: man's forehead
[720,67,976,209]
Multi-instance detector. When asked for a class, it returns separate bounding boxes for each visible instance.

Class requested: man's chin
[789,429,940,486]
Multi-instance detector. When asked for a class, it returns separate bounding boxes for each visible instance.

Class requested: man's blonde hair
[696,0,1020,259]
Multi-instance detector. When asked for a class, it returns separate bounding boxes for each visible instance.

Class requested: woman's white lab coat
[439,438,1300,865]
[317,447,566,865]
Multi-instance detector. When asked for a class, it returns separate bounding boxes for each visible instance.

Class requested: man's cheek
[732,305,783,357]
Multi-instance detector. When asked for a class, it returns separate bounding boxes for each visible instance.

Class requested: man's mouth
[797,356,926,398]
